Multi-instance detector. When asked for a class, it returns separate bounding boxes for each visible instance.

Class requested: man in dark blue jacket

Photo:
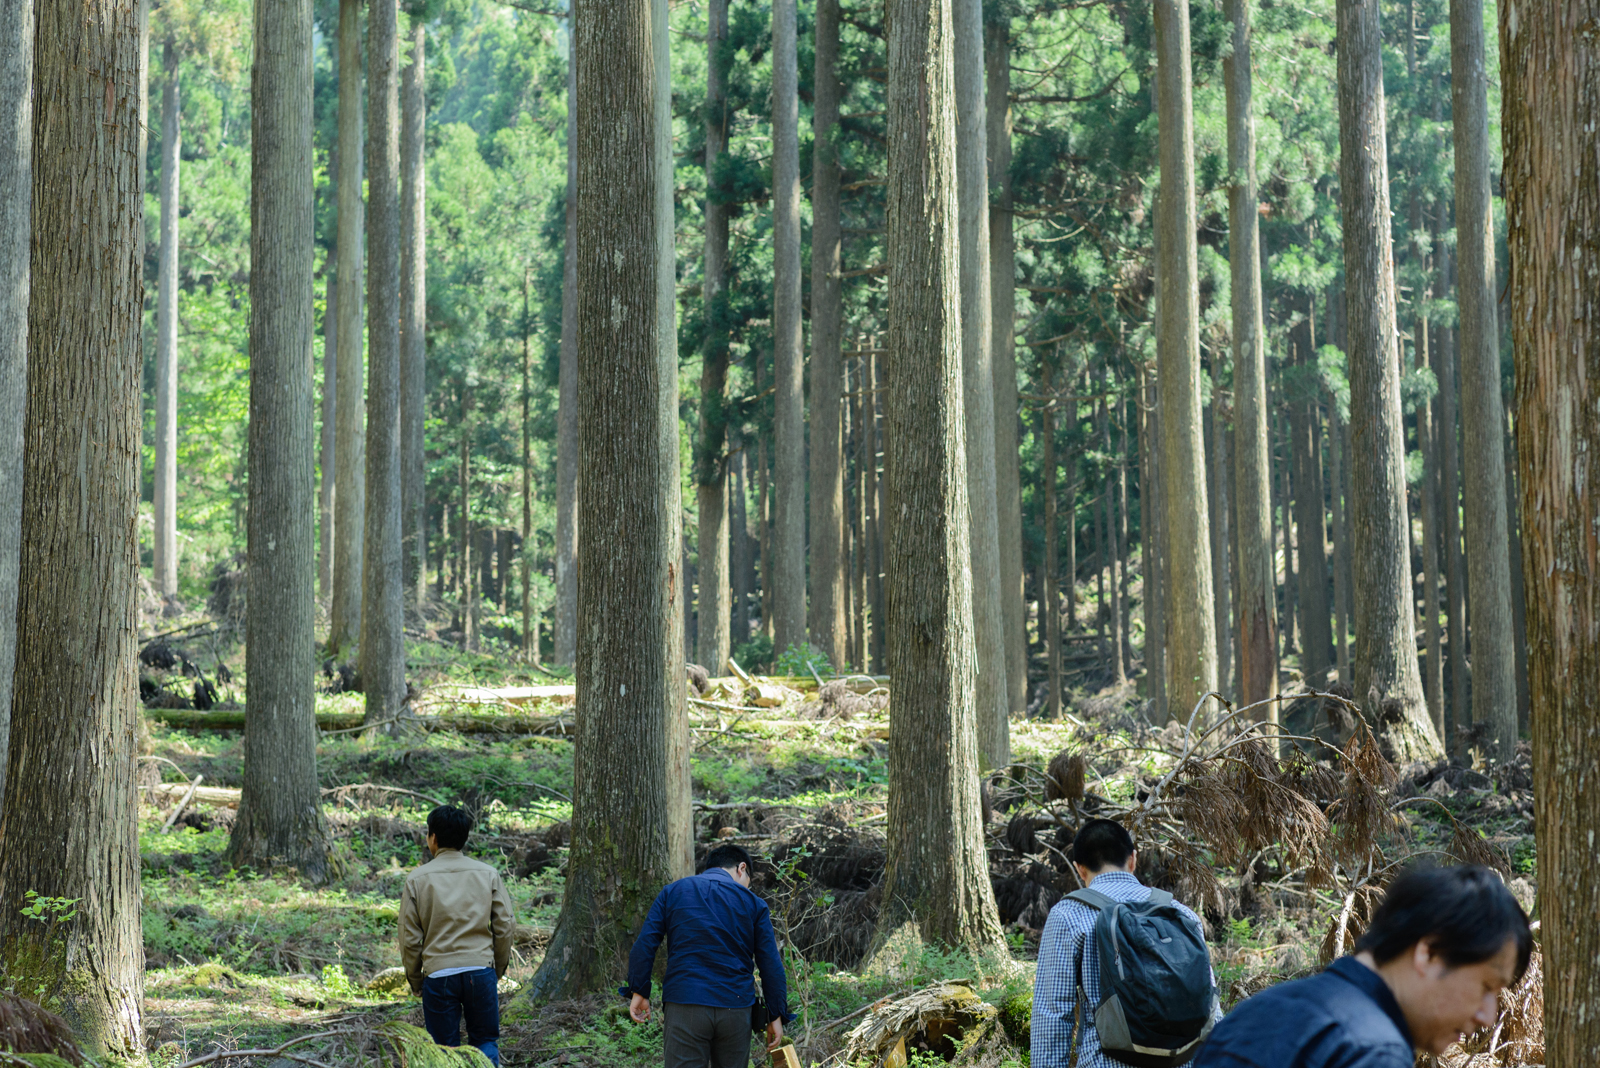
[624,844,792,1067]
[1194,865,1531,1068]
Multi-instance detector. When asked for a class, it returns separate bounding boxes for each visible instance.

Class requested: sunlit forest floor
[134,629,1540,1067]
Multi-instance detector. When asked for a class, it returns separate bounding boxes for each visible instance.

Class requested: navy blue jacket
[623,868,793,1022]
[1193,958,1414,1068]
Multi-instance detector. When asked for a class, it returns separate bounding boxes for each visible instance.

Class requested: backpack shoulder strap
[1066,887,1115,911]
[1144,888,1173,906]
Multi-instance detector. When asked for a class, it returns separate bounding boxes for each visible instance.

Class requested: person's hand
[765,1017,783,1052]
[629,993,651,1023]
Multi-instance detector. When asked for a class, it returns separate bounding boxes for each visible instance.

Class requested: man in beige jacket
[400,805,517,1066]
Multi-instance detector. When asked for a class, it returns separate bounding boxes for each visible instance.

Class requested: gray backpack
[1067,887,1217,1068]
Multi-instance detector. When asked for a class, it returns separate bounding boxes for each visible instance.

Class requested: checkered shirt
[1030,871,1215,1068]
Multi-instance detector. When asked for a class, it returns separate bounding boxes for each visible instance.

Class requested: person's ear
[1125,850,1138,873]
[1413,939,1446,979]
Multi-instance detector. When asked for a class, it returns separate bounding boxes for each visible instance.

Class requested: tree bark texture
[401,17,427,609]
[1153,0,1219,721]
[363,0,407,728]
[879,0,1005,955]
[331,0,365,653]
[696,0,732,673]
[1439,255,1468,743]
[528,0,690,1000]
[986,19,1026,718]
[1206,380,1232,694]
[0,0,145,1047]
[808,0,845,670]
[1337,0,1440,761]
[523,274,536,657]
[321,274,337,598]
[771,0,805,657]
[732,423,753,643]
[1501,0,1600,1056]
[555,21,578,667]
[1142,364,1167,715]
[231,0,330,882]
[154,35,180,600]
[1043,371,1062,720]
[0,0,32,800]
[1452,0,1516,759]
[1330,407,1351,678]
[953,0,1009,766]
[1421,342,1445,738]
[866,351,885,672]
[1292,330,1332,684]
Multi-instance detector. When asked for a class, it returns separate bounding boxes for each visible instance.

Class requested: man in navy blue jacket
[624,844,792,1067]
[1194,866,1530,1068]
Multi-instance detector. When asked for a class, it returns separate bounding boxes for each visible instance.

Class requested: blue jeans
[422,967,501,1066]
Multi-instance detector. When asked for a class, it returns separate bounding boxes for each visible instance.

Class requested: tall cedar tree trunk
[1330,406,1351,676]
[555,21,578,666]
[331,0,365,653]
[231,0,331,881]
[697,0,732,673]
[1154,0,1219,721]
[1118,395,1134,674]
[1277,409,1297,654]
[1206,380,1232,693]
[1293,321,1332,683]
[1142,365,1167,714]
[808,0,845,669]
[986,20,1026,717]
[771,0,806,655]
[1337,0,1440,760]
[1502,0,1600,1054]
[528,0,691,999]
[401,18,427,609]
[955,0,1009,765]
[1439,243,1467,743]
[1421,328,1445,738]
[731,423,753,642]
[866,351,885,671]
[878,0,1005,955]
[363,0,408,728]
[851,363,869,666]
[522,274,536,657]
[1102,380,1125,685]
[758,355,774,640]
[1504,420,1530,729]
[1452,0,1516,759]
[154,36,180,599]
[0,0,31,792]
[321,274,337,597]
[460,398,477,651]
[1043,369,1062,719]
[0,0,144,1047]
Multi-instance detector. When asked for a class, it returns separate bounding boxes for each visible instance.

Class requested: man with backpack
[623,843,792,1067]
[1032,819,1219,1068]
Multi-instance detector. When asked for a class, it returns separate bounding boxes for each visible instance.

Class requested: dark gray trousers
[663,1003,752,1068]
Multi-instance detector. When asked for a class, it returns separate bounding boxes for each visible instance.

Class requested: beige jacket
[399,849,517,993]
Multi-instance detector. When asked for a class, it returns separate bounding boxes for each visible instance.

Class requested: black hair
[1354,865,1532,983]
[702,843,754,874]
[1072,818,1135,871]
[427,805,475,851]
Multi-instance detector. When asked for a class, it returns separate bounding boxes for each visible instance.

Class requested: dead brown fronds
[1459,940,1543,1064]
[1176,766,1247,866]
[1044,749,1086,803]
[1446,821,1513,876]
[1332,721,1400,866]
[0,994,84,1066]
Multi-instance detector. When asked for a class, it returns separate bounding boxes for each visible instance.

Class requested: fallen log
[144,708,576,736]
[433,684,575,707]
[147,782,241,808]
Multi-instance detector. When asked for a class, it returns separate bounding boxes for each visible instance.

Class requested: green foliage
[730,634,773,674]
[377,1022,494,1067]
[774,643,834,678]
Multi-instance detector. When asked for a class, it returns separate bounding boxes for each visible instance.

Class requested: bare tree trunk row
[400,17,428,610]
[554,20,578,666]
[153,36,180,601]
